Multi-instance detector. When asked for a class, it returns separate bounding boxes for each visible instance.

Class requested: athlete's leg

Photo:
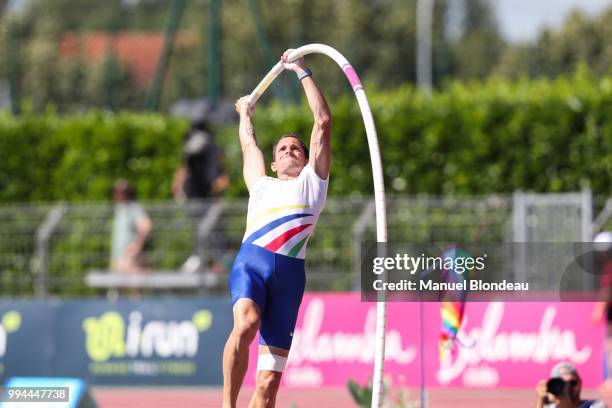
[224,244,272,407]
[223,298,261,408]
[248,254,305,407]
[248,345,289,408]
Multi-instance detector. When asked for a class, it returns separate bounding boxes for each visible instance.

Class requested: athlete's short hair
[272,133,309,161]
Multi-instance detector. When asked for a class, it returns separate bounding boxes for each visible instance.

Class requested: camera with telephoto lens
[546,378,579,396]
[546,378,567,396]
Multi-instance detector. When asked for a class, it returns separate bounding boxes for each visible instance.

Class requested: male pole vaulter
[222,49,332,408]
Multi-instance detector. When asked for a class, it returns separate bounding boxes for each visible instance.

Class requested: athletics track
[92,386,612,407]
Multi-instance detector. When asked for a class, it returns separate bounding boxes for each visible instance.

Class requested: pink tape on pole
[343,64,363,92]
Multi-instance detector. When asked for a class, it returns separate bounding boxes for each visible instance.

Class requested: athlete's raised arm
[235,96,266,192]
[281,50,332,180]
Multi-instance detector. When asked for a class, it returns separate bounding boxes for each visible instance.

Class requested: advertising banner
[0,300,54,379]
[0,295,605,387]
[0,298,233,386]
[54,298,232,385]
[244,294,605,388]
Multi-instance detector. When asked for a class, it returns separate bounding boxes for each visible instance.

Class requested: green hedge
[0,109,189,203]
[217,70,611,199]
[1,71,611,204]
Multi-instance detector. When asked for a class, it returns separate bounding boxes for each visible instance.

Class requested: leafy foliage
[495,8,612,79]
[348,379,373,408]
[0,110,189,202]
[0,0,504,111]
[1,72,611,204]
[216,72,612,199]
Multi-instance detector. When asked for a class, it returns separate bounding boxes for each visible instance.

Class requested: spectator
[591,232,612,385]
[535,362,607,408]
[173,121,230,278]
[110,179,152,276]
[172,120,229,201]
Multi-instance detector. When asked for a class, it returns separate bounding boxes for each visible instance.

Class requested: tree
[0,0,511,113]
[444,0,505,80]
[495,7,612,79]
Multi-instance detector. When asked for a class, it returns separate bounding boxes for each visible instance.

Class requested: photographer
[536,362,607,408]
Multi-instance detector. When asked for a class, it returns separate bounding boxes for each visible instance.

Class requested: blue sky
[495,0,612,42]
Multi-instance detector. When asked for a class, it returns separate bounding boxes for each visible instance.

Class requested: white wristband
[297,68,312,81]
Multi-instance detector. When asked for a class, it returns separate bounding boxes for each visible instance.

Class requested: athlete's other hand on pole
[235,96,254,118]
[281,49,305,73]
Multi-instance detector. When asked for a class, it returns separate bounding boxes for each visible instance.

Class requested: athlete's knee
[233,312,260,345]
[255,370,281,400]
[235,319,259,342]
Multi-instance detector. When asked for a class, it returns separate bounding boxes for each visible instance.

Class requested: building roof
[59,32,195,88]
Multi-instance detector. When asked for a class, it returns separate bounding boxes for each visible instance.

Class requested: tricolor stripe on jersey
[247,204,310,228]
[243,211,314,258]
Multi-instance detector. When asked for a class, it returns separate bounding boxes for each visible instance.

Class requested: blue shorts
[229,243,306,350]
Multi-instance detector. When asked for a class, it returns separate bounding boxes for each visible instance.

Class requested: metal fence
[0,191,609,297]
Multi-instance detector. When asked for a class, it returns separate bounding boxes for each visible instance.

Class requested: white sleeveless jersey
[242,164,329,259]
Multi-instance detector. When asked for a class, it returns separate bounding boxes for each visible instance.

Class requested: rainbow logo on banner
[439,246,470,362]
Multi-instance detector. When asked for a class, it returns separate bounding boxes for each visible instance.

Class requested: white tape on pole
[248,44,388,408]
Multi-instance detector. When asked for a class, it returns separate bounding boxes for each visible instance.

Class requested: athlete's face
[271,136,307,178]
